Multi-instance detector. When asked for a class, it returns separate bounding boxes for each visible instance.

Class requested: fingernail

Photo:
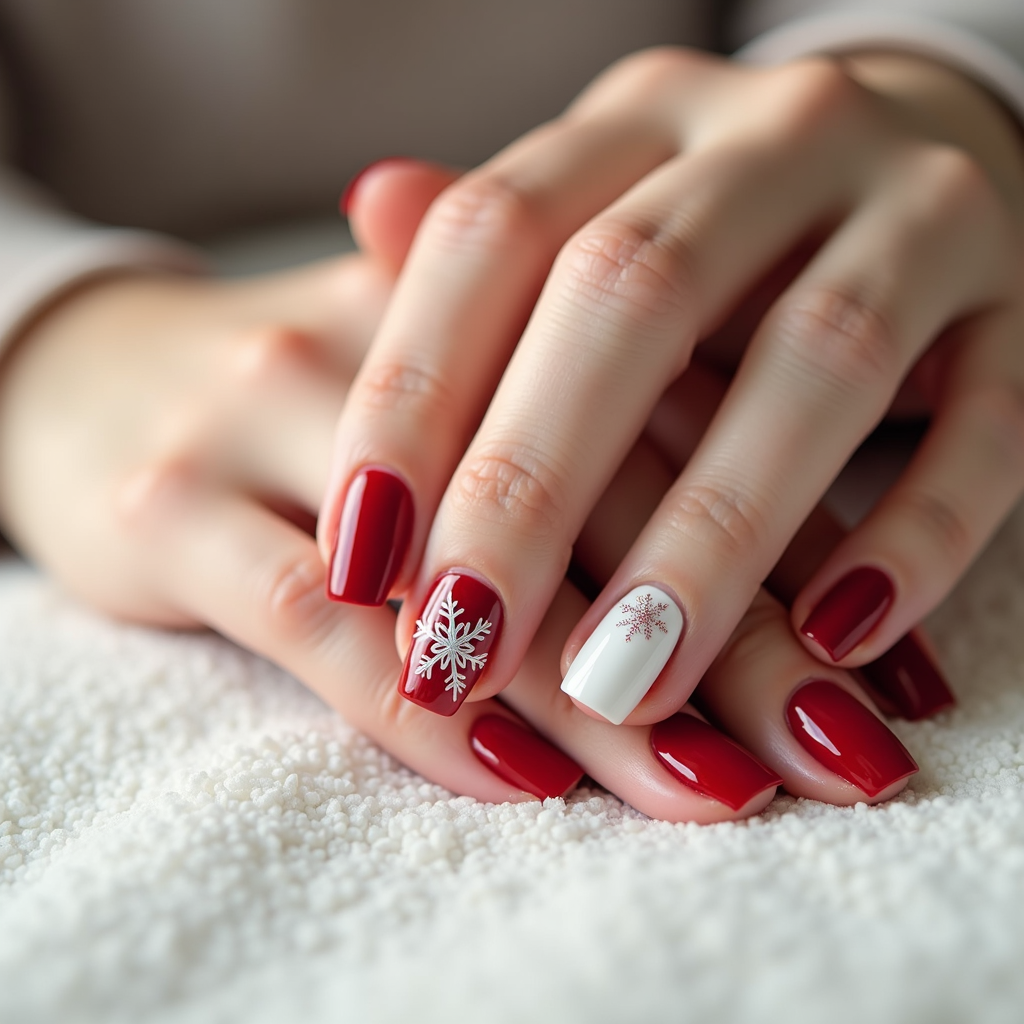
[399,573,502,716]
[800,566,894,661]
[859,632,956,721]
[560,584,684,725]
[786,680,918,797]
[470,715,583,799]
[339,156,410,216]
[650,714,782,811]
[327,468,413,606]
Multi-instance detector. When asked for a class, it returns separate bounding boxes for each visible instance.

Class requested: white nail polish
[560,584,684,725]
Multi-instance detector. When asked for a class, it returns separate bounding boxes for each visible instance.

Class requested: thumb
[342,158,461,271]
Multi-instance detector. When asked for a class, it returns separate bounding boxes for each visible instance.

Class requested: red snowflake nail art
[399,573,503,716]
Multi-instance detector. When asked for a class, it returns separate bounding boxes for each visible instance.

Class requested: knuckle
[772,287,900,397]
[113,457,198,531]
[357,358,455,419]
[893,489,972,567]
[603,46,707,97]
[767,58,862,140]
[258,553,332,645]
[227,325,320,387]
[454,443,567,537]
[559,220,693,334]
[918,145,999,221]
[426,173,547,257]
[664,482,767,562]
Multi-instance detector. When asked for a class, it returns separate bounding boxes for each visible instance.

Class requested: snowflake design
[615,592,670,642]
[413,592,492,700]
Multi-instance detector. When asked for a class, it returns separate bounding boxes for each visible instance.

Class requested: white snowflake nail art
[616,592,670,642]
[560,584,683,725]
[413,591,492,701]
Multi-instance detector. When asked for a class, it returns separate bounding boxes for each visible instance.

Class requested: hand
[0,159,919,821]
[321,48,1024,726]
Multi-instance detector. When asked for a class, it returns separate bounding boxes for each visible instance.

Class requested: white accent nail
[560,584,684,725]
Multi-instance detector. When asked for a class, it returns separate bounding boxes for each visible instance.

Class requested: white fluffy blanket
[2,231,1022,1023]
[2,497,1024,1024]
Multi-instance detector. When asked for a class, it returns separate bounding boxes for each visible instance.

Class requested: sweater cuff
[736,12,1024,128]
[0,172,205,359]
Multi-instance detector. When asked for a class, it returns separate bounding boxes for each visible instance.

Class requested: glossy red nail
[327,468,413,606]
[786,680,918,797]
[800,566,894,661]
[470,715,583,799]
[650,714,782,811]
[859,632,956,721]
[399,573,503,716]
[339,157,410,216]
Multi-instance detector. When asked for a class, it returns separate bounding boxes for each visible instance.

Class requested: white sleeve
[728,2,1024,126]
[0,73,203,361]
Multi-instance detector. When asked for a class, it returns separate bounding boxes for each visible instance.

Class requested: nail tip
[859,633,957,721]
[562,584,683,726]
[470,715,583,798]
[650,714,783,811]
[800,567,895,662]
[857,763,918,799]
[786,679,918,799]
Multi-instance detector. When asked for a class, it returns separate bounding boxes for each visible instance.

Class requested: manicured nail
[786,680,918,797]
[470,715,583,799]
[560,584,684,725]
[800,566,894,661]
[399,573,503,716]
[339,156,410,216]
[327,468,413,606]
[859,632,956,721]
[650,714,782,811]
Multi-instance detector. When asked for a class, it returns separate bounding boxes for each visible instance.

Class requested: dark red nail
[339,157,410,216]
[470,715,583,799]
[327,468,413,606]
[651,714,782,811]
[399,573,503,716]
[786,680,918,797]
[800,566,895,661]
[859,632,956,721]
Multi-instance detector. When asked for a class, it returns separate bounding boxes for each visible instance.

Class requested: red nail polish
[650,715,782,811]
[399,573,503,716]
[859,632,956,721]
[800,566,894,661]
[786,680,918,797]
[327,468,413,606]
[339,157,410,216]
[470,715,583,799]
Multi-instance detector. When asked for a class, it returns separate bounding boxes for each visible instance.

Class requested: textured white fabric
[2,496,1024,1023]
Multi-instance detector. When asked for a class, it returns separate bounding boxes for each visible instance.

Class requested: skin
[321,50,1024,727]
[0,160,913,823]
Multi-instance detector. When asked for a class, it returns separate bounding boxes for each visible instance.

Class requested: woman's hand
[322,48,1024,726]
[0,158,921,821]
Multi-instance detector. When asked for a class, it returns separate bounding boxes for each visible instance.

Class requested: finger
[563,145,1012,725]
[344,158,462,272]
[502,581,782,823]
[401,125,855,715]
[121,465,581,803]
[201,326,350,512]
[794,308,1024,665]
[697,589,918,804]
[319,106,680,609]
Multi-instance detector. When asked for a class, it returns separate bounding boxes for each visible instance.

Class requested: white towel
[2,497,1023,1024]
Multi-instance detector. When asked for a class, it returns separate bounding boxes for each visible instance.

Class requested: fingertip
[344,158,461,269]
